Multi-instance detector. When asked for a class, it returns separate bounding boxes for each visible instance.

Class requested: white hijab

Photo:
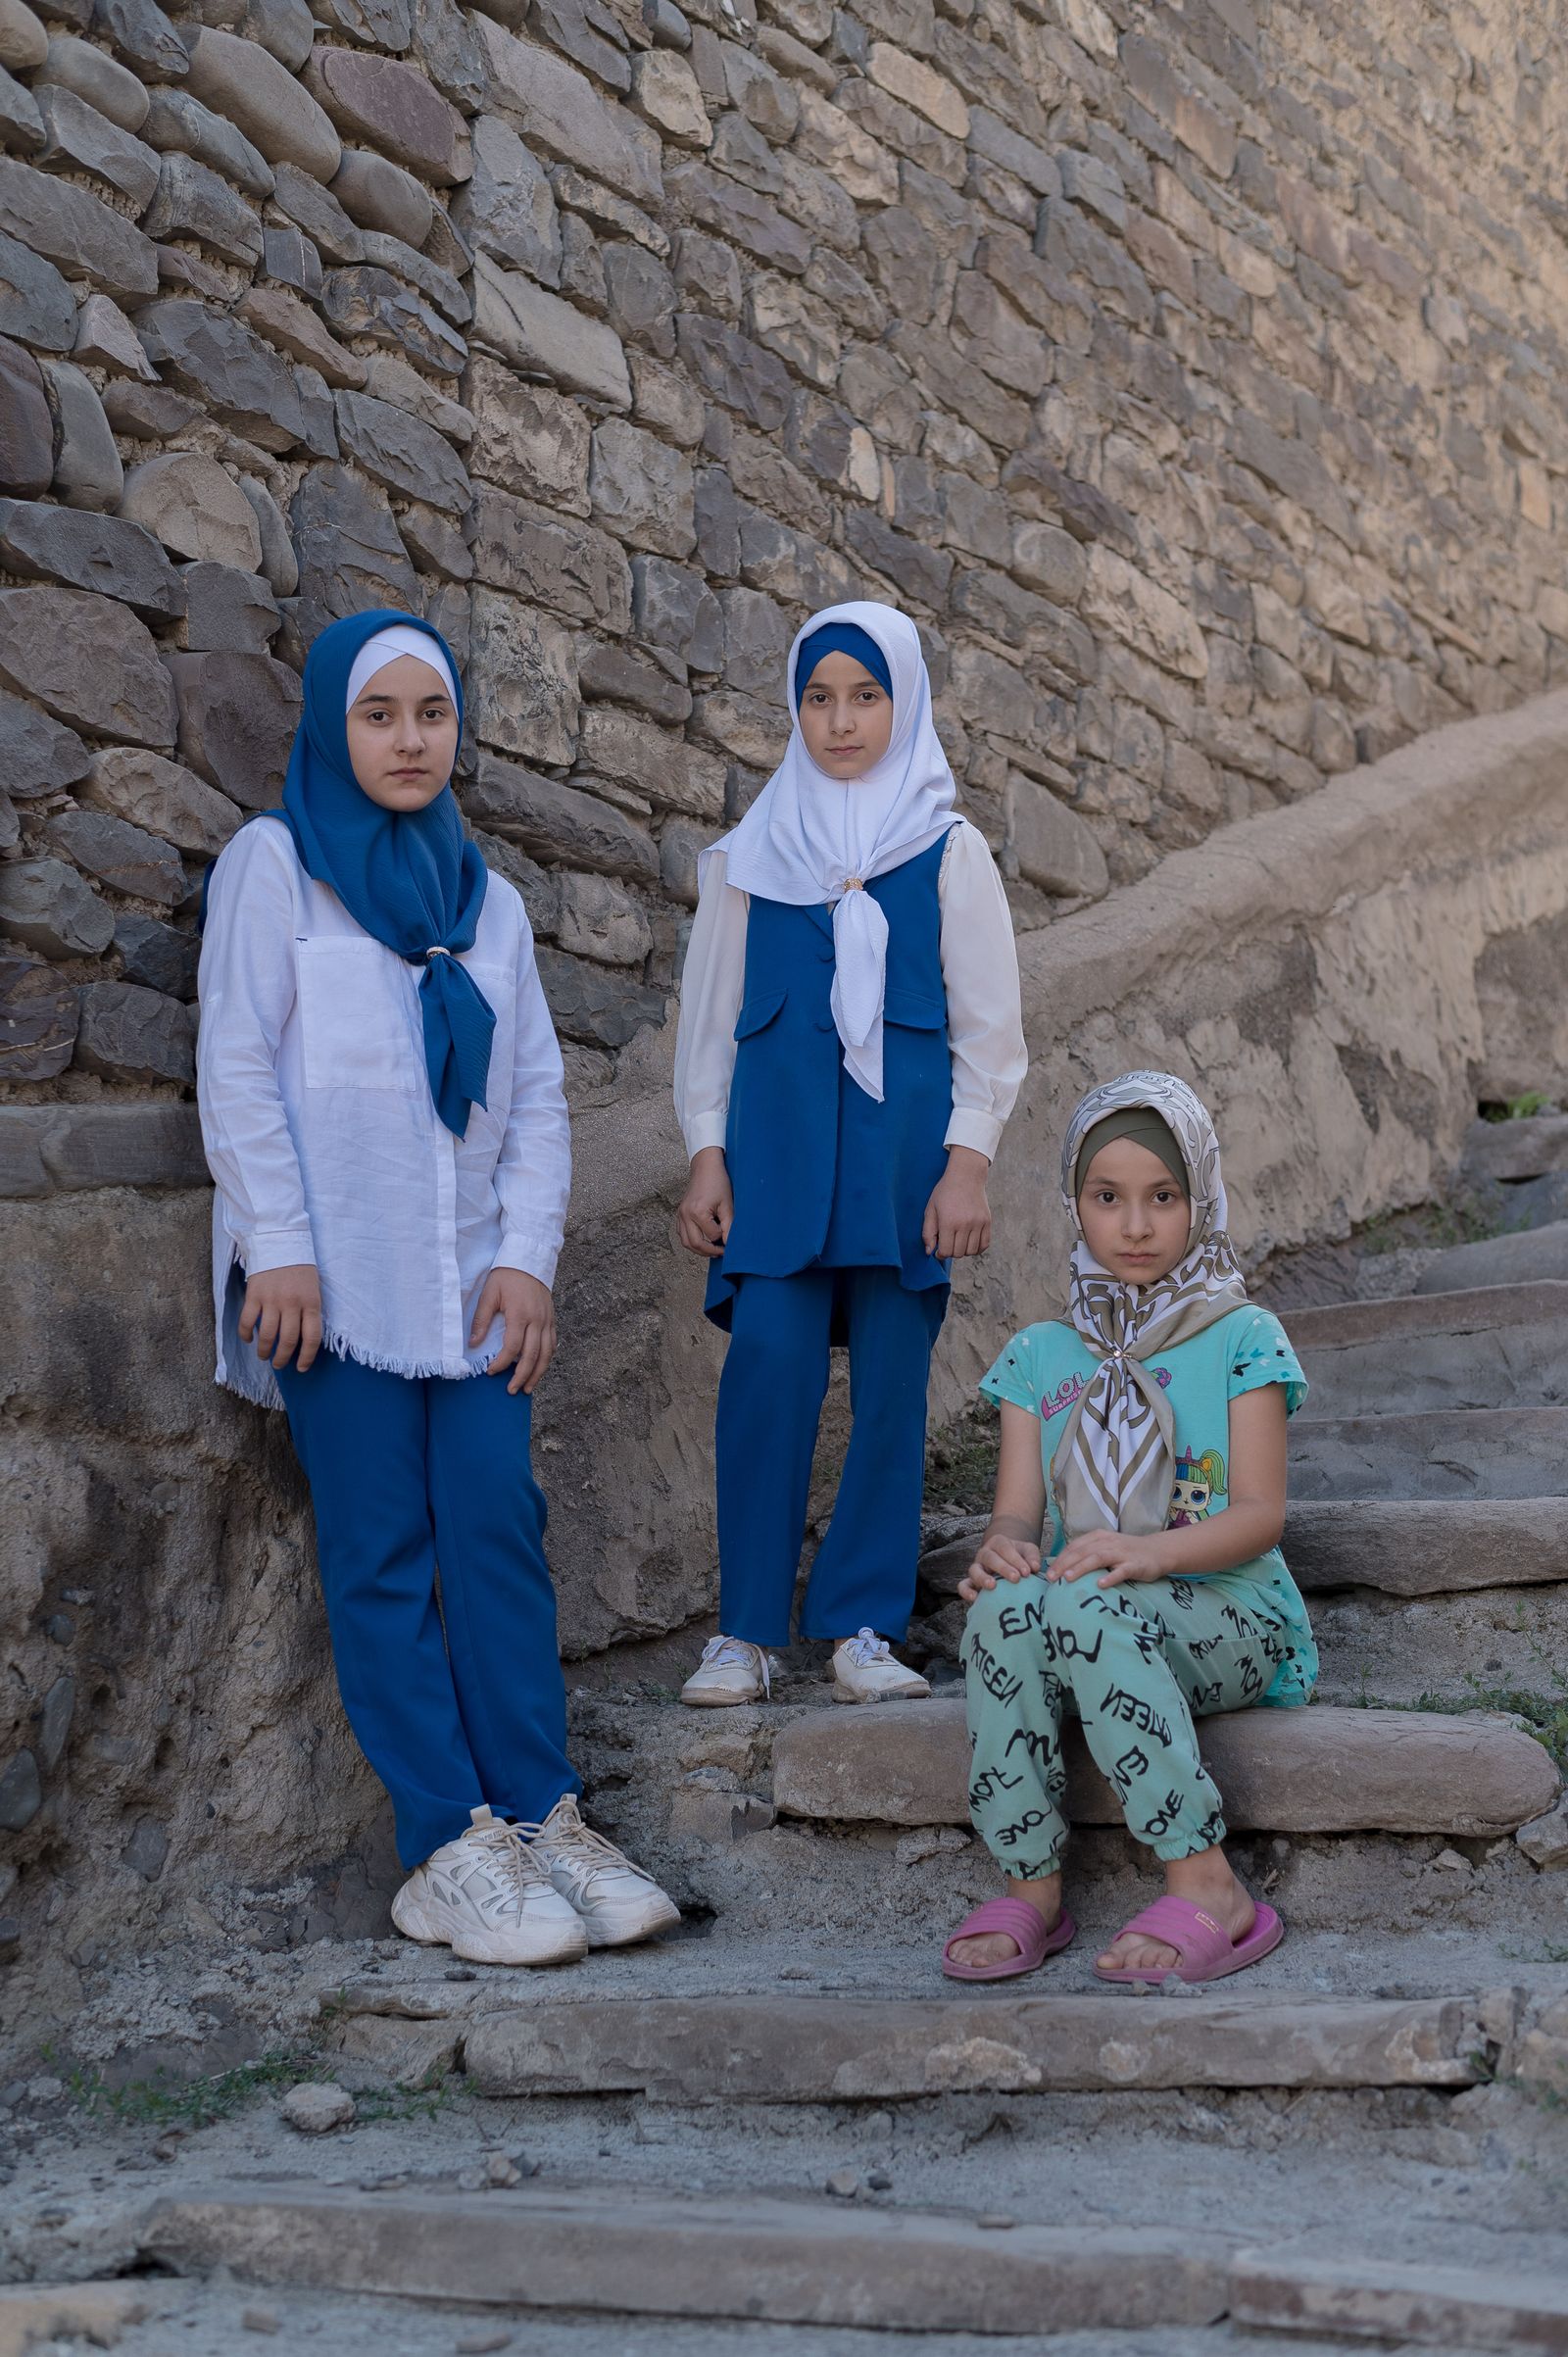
[702,601,956,1103]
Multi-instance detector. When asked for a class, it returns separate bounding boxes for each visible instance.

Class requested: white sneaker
[831,1628,931,1703]
[680,1635,771,1707]
[391,1805,588,1967]
[527,1795,681,1949]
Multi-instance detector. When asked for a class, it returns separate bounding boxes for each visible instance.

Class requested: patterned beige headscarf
[1053,1070,1250,1540]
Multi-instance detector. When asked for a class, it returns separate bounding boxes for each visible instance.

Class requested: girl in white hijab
[672,599,1027,1706]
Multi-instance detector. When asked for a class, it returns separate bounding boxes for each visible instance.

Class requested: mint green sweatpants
[962,1567,1289,1880]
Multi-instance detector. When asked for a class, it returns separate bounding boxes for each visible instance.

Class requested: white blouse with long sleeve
[673,818,1027,1164]
[197,817,571,1407]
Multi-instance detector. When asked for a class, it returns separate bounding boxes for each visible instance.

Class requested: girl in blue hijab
[196,608,678,1970]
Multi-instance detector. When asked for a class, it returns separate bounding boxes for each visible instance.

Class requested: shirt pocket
[883,988,947,1030]
[734,987,788,1040]
[297,937,420,1094]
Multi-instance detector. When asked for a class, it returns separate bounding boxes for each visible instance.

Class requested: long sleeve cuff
[493,1228,561,1289]
[682,1111,729,1157]
[944,1109,1004,1159]
[240,1226,318,1274]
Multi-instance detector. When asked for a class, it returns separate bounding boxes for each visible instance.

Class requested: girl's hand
[240,1264,322,1371]
[473,1267,557,1395]
[677,1147,734,1258]
[923,1144,992,1259]
[958,1533,1041,1603]
[1050,1530,1170,1589]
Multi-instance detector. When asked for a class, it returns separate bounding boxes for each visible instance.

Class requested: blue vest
[706,829,955,1331]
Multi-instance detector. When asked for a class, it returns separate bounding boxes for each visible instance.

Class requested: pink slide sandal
[1092,1893,1283,1987]
[942,1897,1077,1983]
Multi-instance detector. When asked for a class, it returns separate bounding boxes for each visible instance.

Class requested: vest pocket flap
[733,987,788,1040]
[883,989,947,1031]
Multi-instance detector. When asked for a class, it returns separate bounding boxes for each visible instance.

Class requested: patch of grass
[353,2067,456,2124]
[1348,1676,1568,1771]
[1355,1194,1523,1257]
[923,1399,1001,1513]
[1481,1092,1559,1123]
[63,2049,325,2130]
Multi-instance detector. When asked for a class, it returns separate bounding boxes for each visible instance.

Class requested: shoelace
[460,1817,548,1907]
[698,1636,770,1694]
[839,1627,894,1669]
[520,1802,646,1890]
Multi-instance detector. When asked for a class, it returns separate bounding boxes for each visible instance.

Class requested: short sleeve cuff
[682,1111,729,1157]
[241,1227,317,1275]
[493,1229,561,1290]
[945,1108,1003,1158]
[1227,1312,1309,1417]
[978,1332,1038,1415]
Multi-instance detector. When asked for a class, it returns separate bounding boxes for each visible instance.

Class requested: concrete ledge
[1228,2246,1568,2349]
[769,1699,1560,1837]
[0,1103,207,1198]
[1286,1498,1568,1596]
[141,2184,1230,2334]
[461,1991,1491,2103]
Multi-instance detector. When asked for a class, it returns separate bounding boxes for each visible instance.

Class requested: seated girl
[944,1070,1316,1987]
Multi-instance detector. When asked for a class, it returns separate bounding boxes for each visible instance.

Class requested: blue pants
[714,1266,947,1647]
[274,1350,578,1871]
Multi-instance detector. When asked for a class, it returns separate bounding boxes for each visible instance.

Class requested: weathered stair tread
[770,1699,1559,1836]
[1285,1496,1568,1594]
[142,2183,1230,2335]
[1413,1218,1568,1295]
[1230,2244,1568,2349]
[1289,1406,1568,1499]
[1288,1282,1568,1416]
[461,1989,1493,2102]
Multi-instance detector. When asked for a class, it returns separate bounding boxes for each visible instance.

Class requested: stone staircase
[122,1257,1568,2346]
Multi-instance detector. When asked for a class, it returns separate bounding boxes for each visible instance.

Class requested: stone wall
[3,0,1568,2035]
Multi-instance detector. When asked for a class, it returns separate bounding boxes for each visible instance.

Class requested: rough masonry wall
[2,0,1568,2028]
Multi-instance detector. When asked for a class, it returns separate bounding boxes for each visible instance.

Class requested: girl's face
[1077,1137,1192,1285]
[798,651,894,780]
[345,655,460,811]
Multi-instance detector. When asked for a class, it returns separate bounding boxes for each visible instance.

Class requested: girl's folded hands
[1049,1530,1169,1589]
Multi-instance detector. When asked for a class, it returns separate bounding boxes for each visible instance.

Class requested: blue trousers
[274,1350,579,1871]
[714,1266,947,1647]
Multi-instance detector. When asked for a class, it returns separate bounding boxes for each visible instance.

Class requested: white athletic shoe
[391,1805,588,1967]
[831,1628,931,1703]
[527,1795,682,1949]
[679,1635,771,1707]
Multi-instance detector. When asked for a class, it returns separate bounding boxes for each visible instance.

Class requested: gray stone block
[0,856,116,958]
[0,156,157,302]
[0,497,182,619]
[467,589,578,765]
[0,687,88,799]
[94,0,189,79]
[75,977,196,1082]
[181,26,341,180]
[238,476,298,599]
[113,909,200,1000]
[0,952,79,1078]
[630,553,721,670]
[471,253,630,407]
[39,30,148,128]
[177,562,281,655]
[121,451,265,575]
[1285,1497,1568,1598]
[555,871,651,967]
[0,60,42,156]
[166,649,303,810]
[34,83,160,208]
[260,223,322,295]
[38,357,122,511]
[469,827,559,936]
[473,16,661,206]
[1413,1218,1568,1296]
[102,378,202,440]
[0,1098,207,1192]
[320,265,466,375]
[1289,1281,1568,1416]
[398,501,471,582]
[142,152,264,265]
[335,389,470,514]
[410,0,487,112]
[0,223,92,351]
[1007,771,1108,898]
[467,483,631,631]
[0,334,52,494]
[1291,1405,1568,1501]
[291,460,418,617]
[1228,2249,1568,2350]
[46,805,185,905]
[72,289,158,378]
[306,46,469,183]
[577,635,690,726]
[535,944,664,1047]
[463,755,659,883]
[675,314,793,430]
[270,158,363,263]
[135,298,338,456]
[0,1747,40,1831]
[465,353,588,511]
[0,585,177,745]
[330,145,432,249]
[452,112,560,283]
[0,0,47,70]
[589,417,695,559]
[578,704,723,819]
[359,229,469,326]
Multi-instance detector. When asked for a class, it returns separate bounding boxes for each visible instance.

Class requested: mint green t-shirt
[979,1303,1317,1708]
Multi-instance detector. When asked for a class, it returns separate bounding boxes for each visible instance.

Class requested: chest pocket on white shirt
[298,937,421,1093]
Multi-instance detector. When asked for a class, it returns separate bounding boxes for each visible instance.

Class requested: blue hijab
[277,611,495,1139]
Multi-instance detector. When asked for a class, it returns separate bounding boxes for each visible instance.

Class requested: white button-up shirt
[197,817,571,1407]
[673,820,1028,1163]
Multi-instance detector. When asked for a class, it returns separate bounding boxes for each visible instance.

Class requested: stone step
[1311,1577,1568,1707]
[1229,2246,1568,2350]
[460,1989,1494,2104]
[1286,1282,1568,1416]
[1462,1112,1568,1185]
[1289,1407,1568,1500]
[1413,1218,1568,1295]
[769,1699,1559,1838]
[1284,1496,1568,1595]
[140,2182,1231,2336]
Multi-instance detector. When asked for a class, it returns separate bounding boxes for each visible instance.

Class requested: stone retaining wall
[3,0,1568,2030]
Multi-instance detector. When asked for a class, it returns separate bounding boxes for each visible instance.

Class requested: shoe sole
[680,1687,765,1707]
[579,1893,683,1950]
[831,1683,932,1704]
[391,1890,587,1969]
